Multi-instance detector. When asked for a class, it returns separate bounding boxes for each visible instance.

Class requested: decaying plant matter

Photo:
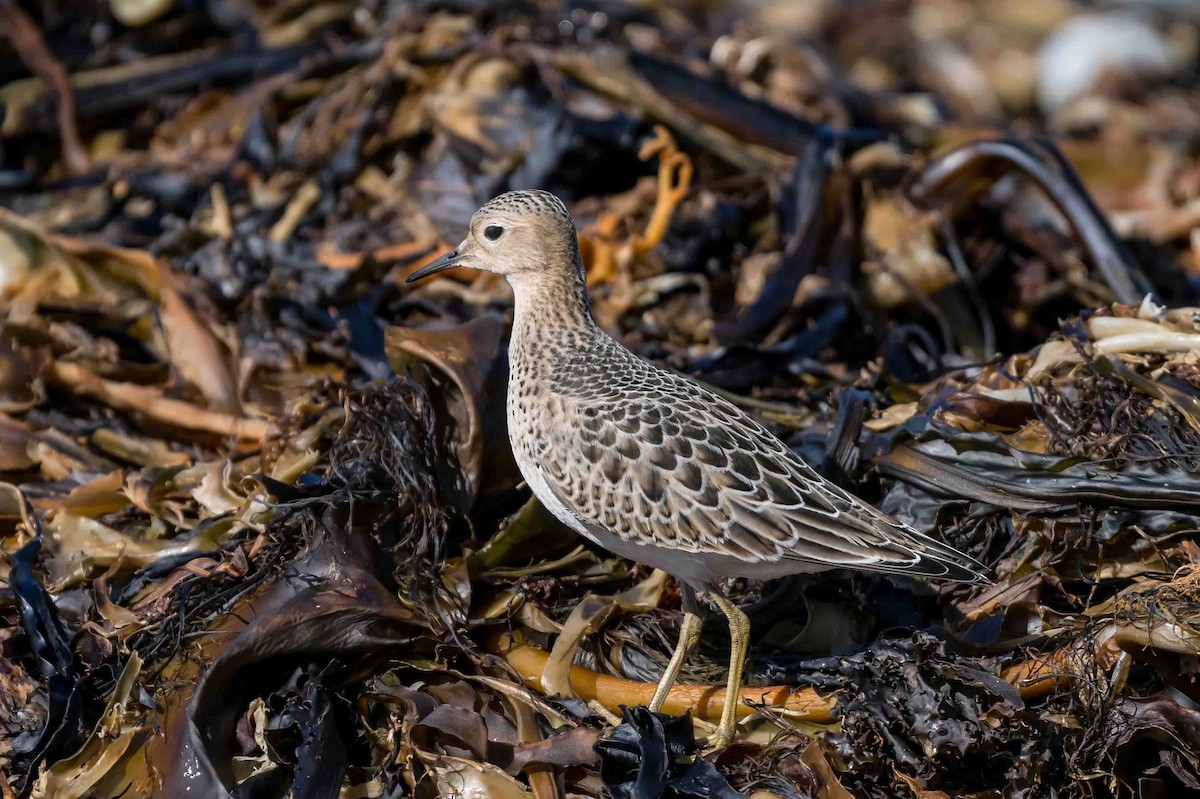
[2,1,1200,798]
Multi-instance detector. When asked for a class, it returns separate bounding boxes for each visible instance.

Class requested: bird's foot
[700,718,740,753]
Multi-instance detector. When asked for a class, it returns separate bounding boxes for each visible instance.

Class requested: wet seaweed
[3,2,1200,797]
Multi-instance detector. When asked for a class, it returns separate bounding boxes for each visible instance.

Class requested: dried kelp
[4,2,1200,798]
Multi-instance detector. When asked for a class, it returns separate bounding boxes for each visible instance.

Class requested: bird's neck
[510,259,595,331]
[508,259,599,375]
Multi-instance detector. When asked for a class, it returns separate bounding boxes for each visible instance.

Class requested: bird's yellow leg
[648,610,703,712]
[707,592,750,749]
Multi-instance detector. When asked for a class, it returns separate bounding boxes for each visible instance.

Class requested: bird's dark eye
[484,225,504,241]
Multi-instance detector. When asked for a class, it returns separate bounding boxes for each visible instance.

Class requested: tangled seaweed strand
[324,379,470,629]
[1032,354,1200,470]
[125,534,297,677]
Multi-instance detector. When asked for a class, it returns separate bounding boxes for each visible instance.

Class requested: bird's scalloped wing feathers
[541,366,986,584]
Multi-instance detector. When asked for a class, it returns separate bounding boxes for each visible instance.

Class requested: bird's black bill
[405,250,461,283]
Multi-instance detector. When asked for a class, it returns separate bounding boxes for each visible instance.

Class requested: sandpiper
[408,190,987,748]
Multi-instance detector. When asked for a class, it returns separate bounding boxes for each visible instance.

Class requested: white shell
[1038,13,1175,114]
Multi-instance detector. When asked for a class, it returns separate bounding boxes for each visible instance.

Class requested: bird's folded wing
[540,372,984,582]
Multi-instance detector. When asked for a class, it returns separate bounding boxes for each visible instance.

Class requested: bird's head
[406,190,581,285]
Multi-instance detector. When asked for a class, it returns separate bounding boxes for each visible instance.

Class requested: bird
[407,189,988,749]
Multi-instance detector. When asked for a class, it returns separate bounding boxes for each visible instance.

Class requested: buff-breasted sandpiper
[408,189,987,748]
